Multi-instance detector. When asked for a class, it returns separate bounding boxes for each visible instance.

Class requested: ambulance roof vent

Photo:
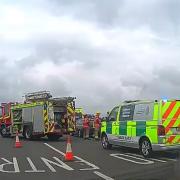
[123,100,140,103]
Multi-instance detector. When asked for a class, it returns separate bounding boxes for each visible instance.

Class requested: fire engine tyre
[101,134,112,149]
[0,126,8,137]
[23,126,33,140]
[47,134,60,141]
[140,138,152,158]
[78,129,83,138]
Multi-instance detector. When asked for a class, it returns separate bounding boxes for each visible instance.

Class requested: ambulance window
[133,103,154,121]
[108,106,119,121]
[120,104,134,121]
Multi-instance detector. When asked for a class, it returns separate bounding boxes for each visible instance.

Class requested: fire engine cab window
[133,103,154,121]
[0,108,2,117]
[4,105,9,116]
[108,107,119,121]
[120,105,134,121]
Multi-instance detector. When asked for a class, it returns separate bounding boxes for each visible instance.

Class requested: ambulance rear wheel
[101,134,112,149]
[140,138,152,158]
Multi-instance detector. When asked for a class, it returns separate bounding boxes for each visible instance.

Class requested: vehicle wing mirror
[110,117,115,121]
[101,117,107,122]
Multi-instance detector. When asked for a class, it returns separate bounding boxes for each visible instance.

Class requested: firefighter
[83,114,90,139]
[67,114,75,135]
[93,112,101,140]
[61,114,68,134]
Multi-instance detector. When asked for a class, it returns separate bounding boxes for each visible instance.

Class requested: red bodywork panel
[0,103,13,127]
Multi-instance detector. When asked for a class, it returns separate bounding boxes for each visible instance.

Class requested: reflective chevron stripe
[43,103,49,133]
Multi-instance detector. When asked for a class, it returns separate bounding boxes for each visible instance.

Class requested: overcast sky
[0,0,180,114]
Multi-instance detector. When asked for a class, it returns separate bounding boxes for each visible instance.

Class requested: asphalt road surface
[0,135,180,180]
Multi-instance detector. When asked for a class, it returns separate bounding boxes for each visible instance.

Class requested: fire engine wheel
[101,134,112,149]
[140,138,152,158]
[0,127,7,137]
[24,127,33,140]
[47,134,60,141]
[78,129,83,138]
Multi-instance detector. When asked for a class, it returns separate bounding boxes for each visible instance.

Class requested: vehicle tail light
[158,125,165,136]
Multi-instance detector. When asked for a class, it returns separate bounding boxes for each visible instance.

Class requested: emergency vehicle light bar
[25,91,52,102]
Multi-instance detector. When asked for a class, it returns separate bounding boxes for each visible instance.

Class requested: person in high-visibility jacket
[93,112,101,140]
[83,114,90,139]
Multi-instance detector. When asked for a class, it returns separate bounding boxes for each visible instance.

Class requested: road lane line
[44,143,65,156]
[125,153,167,163]
[125,153,143,157]
[41,157,74,172]
[149,158,167,163]
[160,158,177,162]
[74,156,99,171]
[25,157,45,173]
[110,153,154,165]
[94,171,114,180]
[44,143,99,171]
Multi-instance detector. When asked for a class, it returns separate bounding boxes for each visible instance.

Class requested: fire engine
[0,91,76,140]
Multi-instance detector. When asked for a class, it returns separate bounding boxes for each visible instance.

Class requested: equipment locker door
[33,106,44,133]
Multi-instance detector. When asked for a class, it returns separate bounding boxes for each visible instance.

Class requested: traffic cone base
[64,152,74,161]
[15,141,22,148]
[64,135,74,161]
[15,132,22,148]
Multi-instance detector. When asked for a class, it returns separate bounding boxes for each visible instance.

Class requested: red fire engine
[0,102,14,137]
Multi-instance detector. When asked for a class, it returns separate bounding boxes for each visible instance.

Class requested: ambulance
[101,100,180,157]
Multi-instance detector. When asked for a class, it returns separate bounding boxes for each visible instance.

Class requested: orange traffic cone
[15,131,22,148]
[64,135,74,161]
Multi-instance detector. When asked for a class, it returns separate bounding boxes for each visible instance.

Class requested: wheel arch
[22,123,33,138]
[101,131,107,139]
[139,136,151,147]
[1,123,6,129]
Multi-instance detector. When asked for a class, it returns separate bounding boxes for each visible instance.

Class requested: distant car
[75,114,96,138]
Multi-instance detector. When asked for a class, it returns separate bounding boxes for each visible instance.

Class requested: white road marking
[94,171,114,180]
[74,156,99,171]
[41,157,74,172]
[44,143,65,156]
[159,157,177,162]
[149,158,167,163]
[0,158,20,173]
[110,153,154,165]
[125,153,173,163]
[44,143,99,171]
[25,157,45,173]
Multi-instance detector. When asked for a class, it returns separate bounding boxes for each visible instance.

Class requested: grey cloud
[0,57,70,103]
[17,38,101,69]
[137,66,180,99]
[1,0,180,114]
[49,0,180,36]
